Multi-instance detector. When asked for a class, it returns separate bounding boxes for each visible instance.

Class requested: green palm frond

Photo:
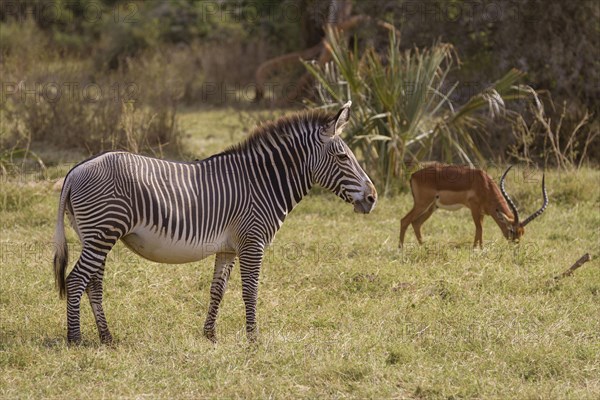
[303,28,533,193]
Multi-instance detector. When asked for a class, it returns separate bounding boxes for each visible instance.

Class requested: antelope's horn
[521,173,548,227]
[500,165,520,223]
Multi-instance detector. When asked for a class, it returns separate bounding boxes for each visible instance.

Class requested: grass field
[1,109,599,399]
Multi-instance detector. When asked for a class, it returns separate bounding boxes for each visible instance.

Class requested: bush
[1,60,181,156]
[0,19,188,156]
[304,28,529,193]
[509,92,597,170]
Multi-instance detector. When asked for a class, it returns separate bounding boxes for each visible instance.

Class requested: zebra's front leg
[238,246,264,342]
[203,252,236,343]
[86,274,113,344]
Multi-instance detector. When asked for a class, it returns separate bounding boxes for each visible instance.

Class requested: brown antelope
[399,164,548,247]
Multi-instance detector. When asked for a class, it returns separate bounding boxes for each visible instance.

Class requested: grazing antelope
[399,164,548,247]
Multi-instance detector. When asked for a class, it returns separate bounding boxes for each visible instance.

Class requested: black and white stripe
[53,102,377,344]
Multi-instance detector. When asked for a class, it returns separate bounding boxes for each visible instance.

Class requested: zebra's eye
[336,153,349,161]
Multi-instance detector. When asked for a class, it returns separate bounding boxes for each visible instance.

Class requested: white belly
[435,191,470,211]
[435,200,464,211]
[121,226,233,264]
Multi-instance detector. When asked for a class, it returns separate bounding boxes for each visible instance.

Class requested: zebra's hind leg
[86,273,113,344]
[66,244,113,345]
[203,252,236,343]
[238,245,264,342]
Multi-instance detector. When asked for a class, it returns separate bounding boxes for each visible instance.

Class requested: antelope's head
[496,165,548,241]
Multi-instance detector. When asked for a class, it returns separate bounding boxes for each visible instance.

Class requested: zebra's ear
[326,101,352,137]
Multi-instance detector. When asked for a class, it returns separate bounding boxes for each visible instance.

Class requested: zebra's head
[313,102,377,214]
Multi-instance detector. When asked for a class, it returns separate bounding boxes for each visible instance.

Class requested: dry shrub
[509,92,598,169]
[199,39,272,86]
[4,58,182,153]
[2,65,180,155]
[0,27,191,155]
[188,39,276,105]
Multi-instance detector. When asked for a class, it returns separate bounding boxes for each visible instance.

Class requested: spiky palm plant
[304,27,530,193]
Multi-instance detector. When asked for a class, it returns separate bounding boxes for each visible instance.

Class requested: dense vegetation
[1,0,597,171]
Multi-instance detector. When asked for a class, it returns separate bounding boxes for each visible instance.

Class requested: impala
[399,164,548,247]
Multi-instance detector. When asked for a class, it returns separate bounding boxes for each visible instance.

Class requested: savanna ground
[1,109,599,399]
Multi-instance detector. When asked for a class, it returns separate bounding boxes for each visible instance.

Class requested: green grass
[1,109,599,399]
[178,107,295,160]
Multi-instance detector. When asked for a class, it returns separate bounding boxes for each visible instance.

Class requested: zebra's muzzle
[353,184,377,214]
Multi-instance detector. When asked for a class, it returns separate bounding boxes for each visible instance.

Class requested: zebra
[53,102,377,344]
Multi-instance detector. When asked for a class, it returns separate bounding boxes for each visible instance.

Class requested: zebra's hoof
[100,332,113,345]
[67,336,82,346]
[204,328,217,343]
[246,327,258,343]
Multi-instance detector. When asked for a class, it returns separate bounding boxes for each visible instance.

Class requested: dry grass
[1,109,599,399]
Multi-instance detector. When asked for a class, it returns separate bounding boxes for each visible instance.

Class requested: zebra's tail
[53,176,71,299]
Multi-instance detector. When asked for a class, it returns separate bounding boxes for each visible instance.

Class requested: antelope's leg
[400,202,433,247]
[470,206,484,248]
[400,207,416,247]
[412,204,436,244]
[203,252,236,342]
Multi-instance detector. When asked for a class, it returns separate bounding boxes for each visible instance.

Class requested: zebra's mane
[220,109,335,155]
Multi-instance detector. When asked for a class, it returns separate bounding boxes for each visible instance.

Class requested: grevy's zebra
[54,102,377,344]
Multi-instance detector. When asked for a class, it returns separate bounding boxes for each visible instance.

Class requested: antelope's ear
[325,101,352,137]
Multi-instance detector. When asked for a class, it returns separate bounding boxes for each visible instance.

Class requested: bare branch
[553,253,592,281]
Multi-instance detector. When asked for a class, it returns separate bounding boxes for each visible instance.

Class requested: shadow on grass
[39,336,118,349]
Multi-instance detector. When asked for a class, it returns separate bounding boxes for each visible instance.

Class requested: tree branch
[553,253,592,281]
